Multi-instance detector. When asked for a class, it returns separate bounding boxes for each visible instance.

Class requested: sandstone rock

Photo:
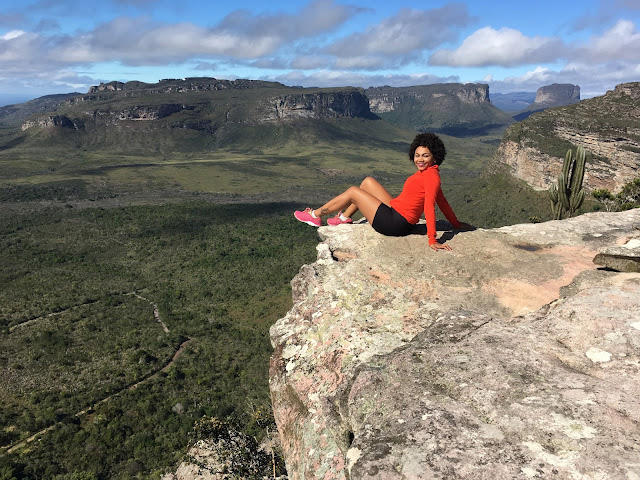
[263,90,373,123]
[88,81,125,93]
[164,420,285,480]
[21,115,80,131]
[269,210,640,479]
[512,84,581,122]
[365,83,512,135]
[532,84,580,108]
[594,237,640,272]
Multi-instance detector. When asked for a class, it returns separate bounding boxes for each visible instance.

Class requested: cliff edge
[269,210,640,479]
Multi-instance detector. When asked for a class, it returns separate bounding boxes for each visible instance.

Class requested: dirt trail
[10,292,168,333]
[4,337,193,454]
[128,292,170,333]
[9,299,100,332]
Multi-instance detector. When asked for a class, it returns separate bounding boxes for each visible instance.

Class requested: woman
[294,132,472,251]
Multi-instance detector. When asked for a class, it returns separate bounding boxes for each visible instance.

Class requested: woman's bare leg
[312,186,384,225]
[343,177,393,218]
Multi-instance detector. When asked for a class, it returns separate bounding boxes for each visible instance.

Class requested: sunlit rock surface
[269,210,640,479]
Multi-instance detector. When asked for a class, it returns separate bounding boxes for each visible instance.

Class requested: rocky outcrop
[594,238,640,272]
[365,83,512,135]
[269,210,640,479]
[494,82,640,193]
[109,104,184,121]
[512,84,581,121]
[86,77,284,97]
[21,80,372,134]
[532,84,580,108]
[20,104,185,130]
[88,81,125,93]
[367,83,490,114]
[261,90,373,123]
[163,419,284,480]
[20,115,81,131]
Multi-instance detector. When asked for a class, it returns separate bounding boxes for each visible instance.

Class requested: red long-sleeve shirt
[389,165,461,245]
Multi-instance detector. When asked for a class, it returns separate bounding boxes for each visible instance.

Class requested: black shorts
[371,204,412,236]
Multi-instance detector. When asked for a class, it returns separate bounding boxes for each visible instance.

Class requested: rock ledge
[270,210,640,479]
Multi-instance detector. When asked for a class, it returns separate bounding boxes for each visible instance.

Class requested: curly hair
[408,132,446,165]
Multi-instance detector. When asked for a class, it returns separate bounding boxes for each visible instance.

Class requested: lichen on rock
[270,210,640,479]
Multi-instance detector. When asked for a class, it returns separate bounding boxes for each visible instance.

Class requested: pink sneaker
[327,212,353,226]
[294,208,321,227]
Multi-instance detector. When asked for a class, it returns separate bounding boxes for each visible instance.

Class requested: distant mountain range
[490,92,537,113]
[0,79,512,156]
[0,79,592,164]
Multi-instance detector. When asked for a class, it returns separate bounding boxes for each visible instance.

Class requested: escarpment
[262,90,373,122]
[365,83,513,135]
[494,82,640,193]
[269,210,640,479]
[532,83,580,108]
[19,79,374,134]
[14,79,378,153]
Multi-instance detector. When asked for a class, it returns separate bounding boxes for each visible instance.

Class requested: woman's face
[414,146,435,172]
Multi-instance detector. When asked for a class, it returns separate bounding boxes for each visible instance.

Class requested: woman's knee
[346,186,362,197]
[360,176,376,186]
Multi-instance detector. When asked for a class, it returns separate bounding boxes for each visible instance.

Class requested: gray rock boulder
[594,237,640,272]
[269,210,640,479]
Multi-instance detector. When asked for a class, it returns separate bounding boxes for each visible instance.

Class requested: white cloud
[290,55,333,70]
[268,70,461,89]
[430,27,565,67]
[324,4,473,69]
[485,61,640,97]
[1,30,26,40]
[334,55,403,70]
[0,30,50,66]
[574,19,640,62]
[4,0,364,69]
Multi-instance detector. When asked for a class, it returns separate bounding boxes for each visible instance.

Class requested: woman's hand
[430,242,452,252]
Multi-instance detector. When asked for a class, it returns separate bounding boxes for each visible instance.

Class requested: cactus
[549,145,587,219]
[549,182,563,220]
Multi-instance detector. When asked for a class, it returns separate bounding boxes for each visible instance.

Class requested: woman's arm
[424,169,473,250]
[436,188,462,228]
[423,169,440,246]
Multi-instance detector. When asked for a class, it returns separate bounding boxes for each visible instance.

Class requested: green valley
[0,78,598,479]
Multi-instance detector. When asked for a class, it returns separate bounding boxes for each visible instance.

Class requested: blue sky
[1,0,639,103]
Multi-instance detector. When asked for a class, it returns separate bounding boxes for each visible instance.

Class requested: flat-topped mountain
[532,83,581,107]
[3,78,382,154]
[365,83,513,136]
[513,83,581,121]
[494,81,640,193]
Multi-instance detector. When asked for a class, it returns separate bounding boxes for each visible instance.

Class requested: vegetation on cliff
[593,176,640,211]
[501,82,640,160]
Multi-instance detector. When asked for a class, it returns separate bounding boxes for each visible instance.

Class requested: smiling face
[413,146,435,172]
